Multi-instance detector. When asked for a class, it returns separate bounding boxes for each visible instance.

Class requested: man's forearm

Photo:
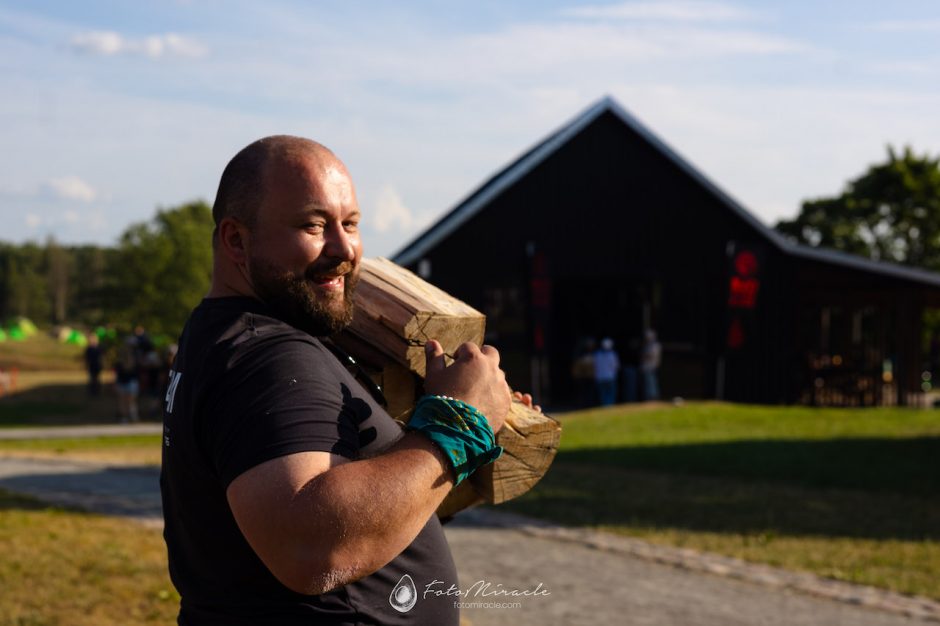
[296,432,454,581]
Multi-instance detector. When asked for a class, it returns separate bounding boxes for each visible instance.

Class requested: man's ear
[217,217,250,265]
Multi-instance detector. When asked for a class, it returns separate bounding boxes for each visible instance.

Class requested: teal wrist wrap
[406,395,503,486]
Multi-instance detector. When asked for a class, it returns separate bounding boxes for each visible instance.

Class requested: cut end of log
[469,400,562,504]
[338,257,485,376]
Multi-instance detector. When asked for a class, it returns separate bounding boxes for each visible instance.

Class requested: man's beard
[247,255,359,337]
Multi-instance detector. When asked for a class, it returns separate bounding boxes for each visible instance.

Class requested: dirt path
[0,455,934,625]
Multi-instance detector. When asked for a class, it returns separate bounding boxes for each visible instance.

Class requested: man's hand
[423,340,511,433]
[512,390,542,413]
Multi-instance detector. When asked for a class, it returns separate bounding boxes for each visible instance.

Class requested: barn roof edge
[391,96,940,289]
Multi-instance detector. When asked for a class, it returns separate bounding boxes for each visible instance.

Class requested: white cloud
[370,185,437,236]
[369,18,809,89]
[563,1,755,22]
[70,30,122,55]
[24,213,41,229]
[43,176,97,202]
[62,209,80,224]
[372,185,415,233]
[70,31,208,58]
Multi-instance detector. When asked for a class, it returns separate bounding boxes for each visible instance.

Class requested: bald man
[160,136,514,625]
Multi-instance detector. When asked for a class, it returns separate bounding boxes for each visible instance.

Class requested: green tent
[7,317,37,339]
[65,329,88,346]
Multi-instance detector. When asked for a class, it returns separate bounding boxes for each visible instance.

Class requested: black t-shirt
[160,297,459,625]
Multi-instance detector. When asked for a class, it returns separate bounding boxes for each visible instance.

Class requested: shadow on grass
[559,437,940,495]
[500,438,940,542]
[0,381,162,426]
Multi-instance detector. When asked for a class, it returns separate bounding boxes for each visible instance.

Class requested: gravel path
[0,454,935,625]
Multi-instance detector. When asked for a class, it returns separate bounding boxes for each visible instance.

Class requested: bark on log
[334,257,561,517]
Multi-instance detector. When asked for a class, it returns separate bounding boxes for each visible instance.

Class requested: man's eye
[343,221,359,233]
[304,222,325,232]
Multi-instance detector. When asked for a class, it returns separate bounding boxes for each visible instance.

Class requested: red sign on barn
[728,250,761,310]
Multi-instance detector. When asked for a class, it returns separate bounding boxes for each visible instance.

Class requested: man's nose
[323,223,357,262]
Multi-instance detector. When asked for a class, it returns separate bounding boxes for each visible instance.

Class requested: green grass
[0,435,162,465]
[551,402,940,493]
[0,488,178,625]
[500,402,940,599]
[0,333,86,371]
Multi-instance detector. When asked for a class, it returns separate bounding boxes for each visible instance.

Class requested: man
[84,333,103,396]
[593,337,620,406]
[640,329,662,401]
[161,136,517,624]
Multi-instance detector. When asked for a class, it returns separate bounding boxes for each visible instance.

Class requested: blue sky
[2,0,939,257]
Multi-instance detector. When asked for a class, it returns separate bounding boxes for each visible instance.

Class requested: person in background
[115,335,140,422]
[84,334,104,396]
[570,337,596,408]
[593,337,620,406]
[621,333,641,403]
[641,328,662,401]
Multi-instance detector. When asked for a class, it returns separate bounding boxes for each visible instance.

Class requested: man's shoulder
[182,297,332,371]
[191,297,313,341]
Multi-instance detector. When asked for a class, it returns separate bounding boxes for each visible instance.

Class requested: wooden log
[335,257,561,517]
[334,257,485,378]
[469,400,561,503]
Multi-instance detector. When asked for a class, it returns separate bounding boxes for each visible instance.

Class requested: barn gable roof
[392,96,940,289]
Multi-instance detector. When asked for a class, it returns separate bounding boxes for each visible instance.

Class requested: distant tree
[0,243,50,323]
[45,237,71,325]
[108,201,214,337]
[776,146,940,271]
[70,245,114,328]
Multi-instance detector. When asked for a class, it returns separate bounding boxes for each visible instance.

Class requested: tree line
[0,200,214,340]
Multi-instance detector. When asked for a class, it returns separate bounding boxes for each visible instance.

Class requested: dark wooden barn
[391,96,940,407]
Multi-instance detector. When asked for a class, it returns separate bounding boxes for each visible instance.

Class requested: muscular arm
[226,340,511,596]
[227,432,453,595]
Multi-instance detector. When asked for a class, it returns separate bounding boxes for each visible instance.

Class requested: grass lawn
[500,402,940,600]
[0,333,86,371]
[0,489,178,625]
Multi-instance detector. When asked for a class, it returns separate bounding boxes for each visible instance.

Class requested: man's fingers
[425,340,447,374]
[480,344,500,365]
[453,342,477,360]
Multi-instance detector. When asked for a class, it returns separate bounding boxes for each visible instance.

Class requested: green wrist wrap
[406,394,503,486]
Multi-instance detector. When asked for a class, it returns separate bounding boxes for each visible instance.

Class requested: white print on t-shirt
[165,369,182,414]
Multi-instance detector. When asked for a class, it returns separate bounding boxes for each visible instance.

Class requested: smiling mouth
[310,275,344,290]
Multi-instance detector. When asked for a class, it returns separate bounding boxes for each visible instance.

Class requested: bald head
[211,135,338,238]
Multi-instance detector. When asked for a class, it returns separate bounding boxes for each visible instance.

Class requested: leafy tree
[0,242,50,323]
[109,201,214,337]
[45,237,71,324]
[70,244,117,328]
[776,146,940,270]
